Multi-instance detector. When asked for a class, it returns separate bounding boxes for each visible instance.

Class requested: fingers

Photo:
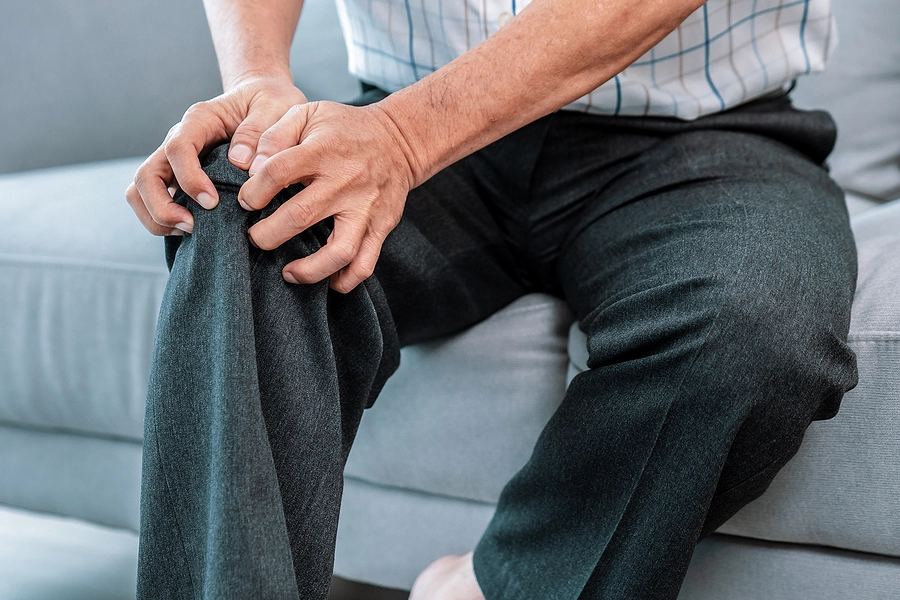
[125,182,184,236]
[227,103,297,171]
[249,188,389,293]
[249,103,314,176]
[247,182,328,250]
[129,152,195,235]
[328,230,384,293]
[239,144,313,211]
[164,103,228,210]
[282,217,368,287]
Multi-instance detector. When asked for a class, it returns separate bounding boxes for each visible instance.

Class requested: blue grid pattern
[333,0,835,120]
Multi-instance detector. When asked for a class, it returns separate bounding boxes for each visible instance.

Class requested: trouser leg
[137,126,529,597]
[137,144,401,599]
[473,108,859,599]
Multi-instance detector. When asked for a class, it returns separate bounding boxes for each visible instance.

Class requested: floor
[0,504,408,600]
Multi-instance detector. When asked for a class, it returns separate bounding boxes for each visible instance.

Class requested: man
[126,0,859,597]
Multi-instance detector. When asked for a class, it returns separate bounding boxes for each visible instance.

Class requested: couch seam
[342,474,499,508]
[0,254,168,275]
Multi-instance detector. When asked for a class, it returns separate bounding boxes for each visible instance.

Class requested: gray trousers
[138,92,858,599]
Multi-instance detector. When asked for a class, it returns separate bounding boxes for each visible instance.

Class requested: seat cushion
[0,158,167,441]
[568,199,900,558]
[344,294,574,504]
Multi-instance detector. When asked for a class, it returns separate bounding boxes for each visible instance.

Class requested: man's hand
[125,76,307,236]
[238,101,417,293]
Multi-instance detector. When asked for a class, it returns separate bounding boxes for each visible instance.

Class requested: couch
[1,0,898,598]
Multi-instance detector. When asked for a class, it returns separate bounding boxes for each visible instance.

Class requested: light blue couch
[1,0,899,598]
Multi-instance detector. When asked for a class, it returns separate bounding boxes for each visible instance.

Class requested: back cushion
[0,0,221,174]
[792,1,900,202]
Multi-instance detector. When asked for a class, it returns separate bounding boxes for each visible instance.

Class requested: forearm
[203,0,304,90]
[376,0,706,186]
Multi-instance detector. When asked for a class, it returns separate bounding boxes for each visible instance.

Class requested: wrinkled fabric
[137,91,859,600]
[138,144,398,599]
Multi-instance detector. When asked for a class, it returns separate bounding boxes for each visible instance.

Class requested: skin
[126,0,707,293]
[126,0,707,594]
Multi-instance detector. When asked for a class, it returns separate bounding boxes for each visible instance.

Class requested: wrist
[365,101,432,190]
[222,67,294,94]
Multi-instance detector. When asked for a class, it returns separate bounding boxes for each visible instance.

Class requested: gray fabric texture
[333,476,900,599]
[791,0,900,202]
[334,477,497,589]
[138,145,399,600]
[567,198,900,558]
[0,425,142,531]
[0,158,165,440]
[0,505,139,600]
[290,0,361,103]
[0,0,361,175]
[344,294,572,503]
[0,1,220,174]
[680,535,900,600]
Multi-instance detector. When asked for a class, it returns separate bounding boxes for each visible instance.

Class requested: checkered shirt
[333,0,835,119]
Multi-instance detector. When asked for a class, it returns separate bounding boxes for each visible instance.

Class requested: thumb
[250,102,315,176]
[227,105,295,170]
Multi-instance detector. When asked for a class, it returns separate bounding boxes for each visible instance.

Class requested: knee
[695,282,858,425]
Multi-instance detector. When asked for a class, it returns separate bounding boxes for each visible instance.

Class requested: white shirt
[334,0,835,119]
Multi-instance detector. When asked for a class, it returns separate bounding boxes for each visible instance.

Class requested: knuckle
[264,157,295,188]
[236,120,266,139]
[353,261,375,281]
[330,239,358,266]
[133,170,150,190]
[125,186,140,207]
[284,200,315,230]
[182,101,208,119]
[386,212,403,232]
[164,122,181,140]
[256,130,277,150]
[163,136,186,158]
[286,103,306,119]
[372,217,398,239]
[355,250,379,277]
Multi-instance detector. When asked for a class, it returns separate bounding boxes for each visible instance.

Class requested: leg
[472,111,859,599]
[138,131,529,598]
[139,144,401,599]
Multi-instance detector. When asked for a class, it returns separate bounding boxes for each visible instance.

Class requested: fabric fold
[138,144,399,599]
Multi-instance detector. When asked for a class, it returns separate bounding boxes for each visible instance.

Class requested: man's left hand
[238,101,418,293]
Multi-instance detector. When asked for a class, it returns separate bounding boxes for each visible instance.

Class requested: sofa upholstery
[1,0,899,598]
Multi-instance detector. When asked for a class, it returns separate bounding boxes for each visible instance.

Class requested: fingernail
[175,222,193,233]
[283,271,299,284]
[238,198,252,211]
[196,192,217,210]
[168,228,185,237]
[249,155,267,176]
[229,144,253,165]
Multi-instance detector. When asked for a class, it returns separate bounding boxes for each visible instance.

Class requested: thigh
[559,125,859,533]
[375,158,528,347]
[351,88,531,346]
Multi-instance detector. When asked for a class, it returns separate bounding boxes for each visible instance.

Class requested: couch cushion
[344,294,574,503]
[0,425,142,531]
[0,159,167,441]
[568,199,900,558]
[791,1,900,202]
[0,1,221,174]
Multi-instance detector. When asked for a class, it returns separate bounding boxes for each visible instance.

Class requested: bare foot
[409,553,486,600]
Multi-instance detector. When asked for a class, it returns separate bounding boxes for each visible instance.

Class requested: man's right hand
[126,76,307,236]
